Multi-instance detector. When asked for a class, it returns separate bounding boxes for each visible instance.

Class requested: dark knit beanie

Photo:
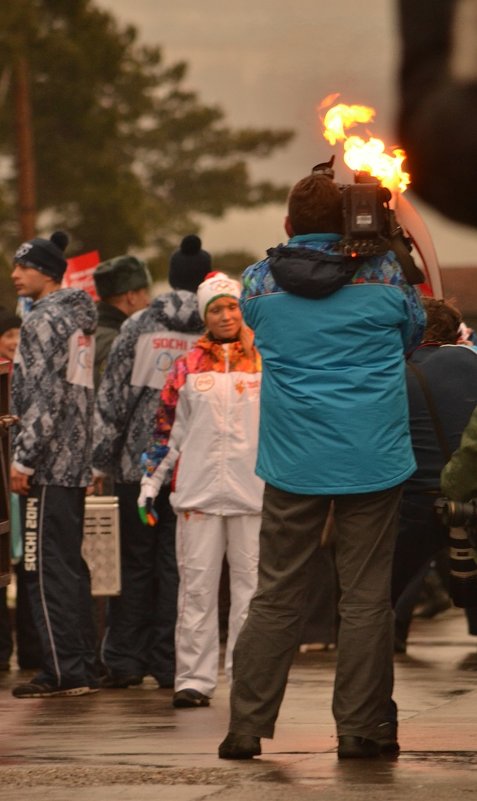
[93,255,152,300]
[0,307,22,336]
[13,231,69,281]
[168,235,212,292]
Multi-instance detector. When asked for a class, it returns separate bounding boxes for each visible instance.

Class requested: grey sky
[97,0,477,266]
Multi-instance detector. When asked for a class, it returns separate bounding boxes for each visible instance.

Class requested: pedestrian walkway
[0,607,476,801]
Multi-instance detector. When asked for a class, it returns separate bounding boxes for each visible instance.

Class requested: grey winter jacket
[93,289,203,483]
[11,288,97,486]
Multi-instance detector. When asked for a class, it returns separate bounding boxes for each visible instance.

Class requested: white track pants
[174,511,260,696]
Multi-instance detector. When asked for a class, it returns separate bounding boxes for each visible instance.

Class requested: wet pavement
[1,607,477,800]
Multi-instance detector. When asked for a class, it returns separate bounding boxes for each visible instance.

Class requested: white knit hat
[197,271,241,320]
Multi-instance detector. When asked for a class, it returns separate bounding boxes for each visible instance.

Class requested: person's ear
[284,215,294,238]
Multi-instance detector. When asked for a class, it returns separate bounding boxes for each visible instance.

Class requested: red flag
[63,250,101,300]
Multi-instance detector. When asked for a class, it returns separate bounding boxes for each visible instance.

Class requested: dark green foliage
[0,0,293,280]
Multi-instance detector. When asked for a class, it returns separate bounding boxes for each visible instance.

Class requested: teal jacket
[241,234,426,495]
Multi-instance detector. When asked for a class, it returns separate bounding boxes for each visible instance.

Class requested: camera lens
[435,498,477,527]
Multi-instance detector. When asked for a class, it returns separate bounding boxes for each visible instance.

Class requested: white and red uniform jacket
[141,333,263,515]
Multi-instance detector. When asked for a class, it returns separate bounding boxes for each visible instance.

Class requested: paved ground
[1,607,477,801]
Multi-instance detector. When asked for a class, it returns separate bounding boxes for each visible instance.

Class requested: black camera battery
[342,183,386,238]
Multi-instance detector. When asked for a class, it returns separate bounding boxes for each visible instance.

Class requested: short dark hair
[287,174,343,235]
[422,297,462,344]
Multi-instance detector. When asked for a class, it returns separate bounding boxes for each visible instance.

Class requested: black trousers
[21,485,96,688]
[0,586,12,665]
[392,492,448,604]
[102,483,178,684]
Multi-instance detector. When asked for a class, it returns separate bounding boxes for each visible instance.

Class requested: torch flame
[322,103,375,146]
[319,99,410,193]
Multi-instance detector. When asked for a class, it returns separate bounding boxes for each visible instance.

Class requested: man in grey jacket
[93,255,151,389]
[93,235,210,688]
[10,231,98,698]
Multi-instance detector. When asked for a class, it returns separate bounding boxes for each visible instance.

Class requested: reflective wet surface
[1,608,477,800]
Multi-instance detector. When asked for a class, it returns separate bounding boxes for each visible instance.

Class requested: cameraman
[218,172,425,761]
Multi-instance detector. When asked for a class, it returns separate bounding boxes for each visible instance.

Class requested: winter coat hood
[146,289,203,334]
[267,235,360,299]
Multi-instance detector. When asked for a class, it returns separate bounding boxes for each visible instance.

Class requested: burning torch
[317,96,443,298]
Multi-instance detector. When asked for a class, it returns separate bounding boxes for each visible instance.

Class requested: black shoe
[338,735,381,759]
[218,732,262,759]
[12,680,90,698]
[172,688,210,708]
[414,590,451,619]
[374,721,400,754]
[100,673,143,689]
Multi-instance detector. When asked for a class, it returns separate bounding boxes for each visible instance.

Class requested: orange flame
[319,98,410,193]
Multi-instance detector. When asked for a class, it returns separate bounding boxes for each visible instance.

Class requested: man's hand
[10,466,31,496]
[93,475,104,495]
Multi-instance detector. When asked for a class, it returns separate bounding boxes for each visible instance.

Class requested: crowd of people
[1,164,477,763]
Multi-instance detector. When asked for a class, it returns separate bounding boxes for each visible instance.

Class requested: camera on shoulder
[311,157,424,283]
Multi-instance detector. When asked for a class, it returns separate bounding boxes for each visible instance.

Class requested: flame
[319,99,410,193]
[321,103,375,146]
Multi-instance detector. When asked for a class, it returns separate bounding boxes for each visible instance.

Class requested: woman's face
[205,296,242,341]
[0,327,20,361]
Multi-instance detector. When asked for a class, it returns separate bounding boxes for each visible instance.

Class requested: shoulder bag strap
[407,361,452,462]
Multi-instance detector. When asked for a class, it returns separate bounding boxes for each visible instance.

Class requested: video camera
[312,156,407,259]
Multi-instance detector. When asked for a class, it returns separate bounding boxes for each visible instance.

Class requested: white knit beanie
[197,271,241,320]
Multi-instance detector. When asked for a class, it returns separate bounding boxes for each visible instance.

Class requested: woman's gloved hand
[137,473,161,526]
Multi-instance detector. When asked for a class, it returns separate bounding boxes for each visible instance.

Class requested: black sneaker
[218,732,262,759]
[12,681,90,698]
[172,688,210,708]
[337,735,381,759]
[100,673,143,689]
